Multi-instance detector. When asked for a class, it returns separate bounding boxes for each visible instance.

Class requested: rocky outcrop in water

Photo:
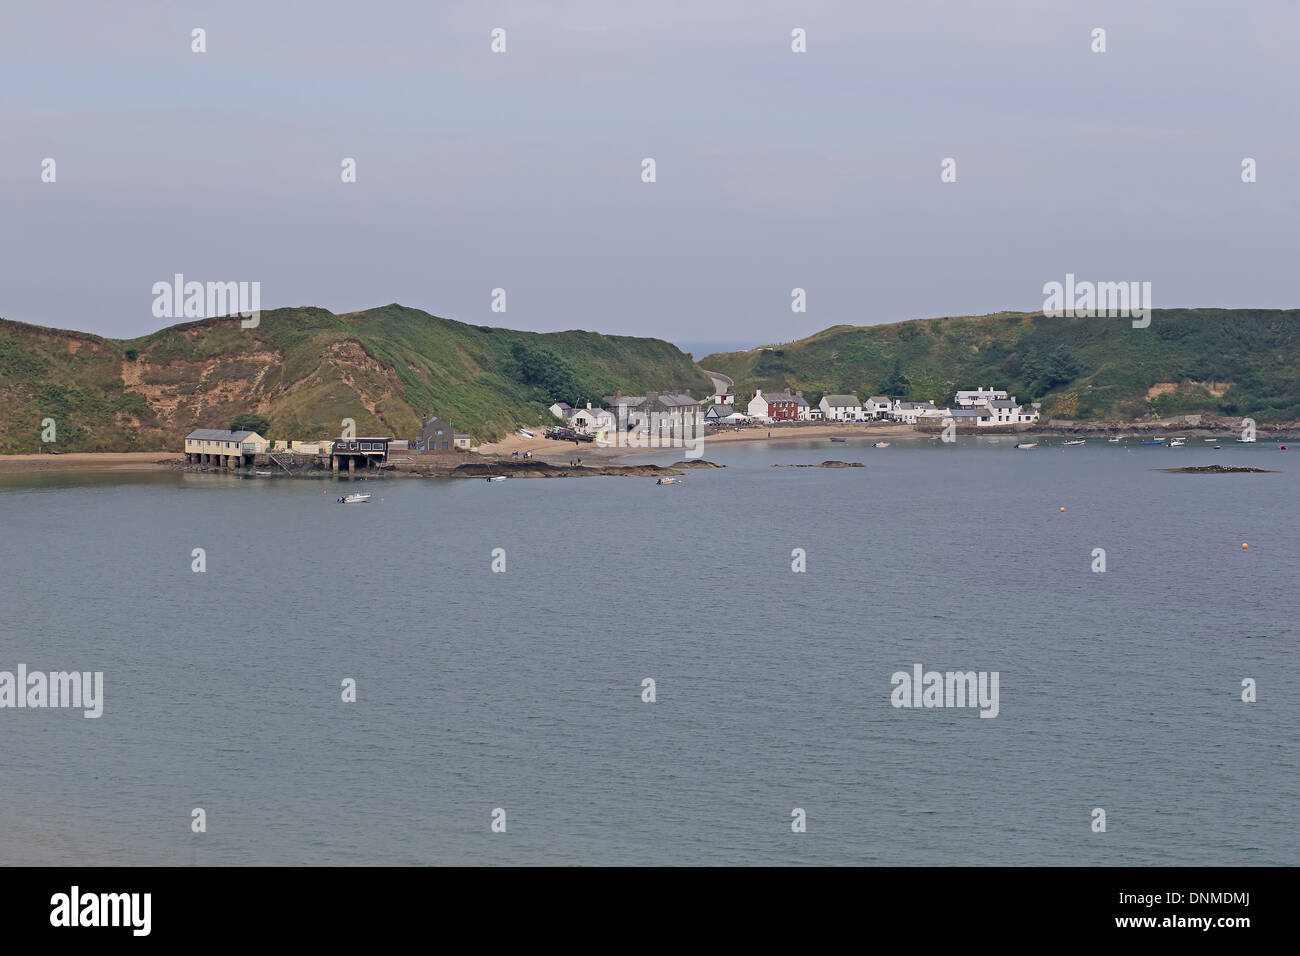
[1159,465,1276,474]
[772,460,865,468]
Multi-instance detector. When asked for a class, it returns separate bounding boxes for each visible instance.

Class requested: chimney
[586,401,592,409]
[796,390,803,397]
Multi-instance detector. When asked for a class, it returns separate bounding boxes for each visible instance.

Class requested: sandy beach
[0,452,180,473]
[473,422,924,461]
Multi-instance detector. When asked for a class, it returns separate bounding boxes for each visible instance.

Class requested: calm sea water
[1,438,1296,865]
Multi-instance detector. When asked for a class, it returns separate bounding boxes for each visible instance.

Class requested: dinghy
[1015,442,1037,449]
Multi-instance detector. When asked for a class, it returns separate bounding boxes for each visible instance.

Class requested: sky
[2,1,1298,344]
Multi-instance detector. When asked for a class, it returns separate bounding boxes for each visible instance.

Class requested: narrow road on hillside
[700,369,734,397]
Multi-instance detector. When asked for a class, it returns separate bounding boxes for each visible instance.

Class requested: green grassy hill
[0,304,714,452]
[702,310,1300,422]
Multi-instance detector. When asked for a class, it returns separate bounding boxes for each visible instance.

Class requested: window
[360,442,371,450]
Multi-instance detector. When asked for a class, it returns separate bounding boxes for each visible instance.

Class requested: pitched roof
[187,429,257,441]
[823,394,860,406]
[867,396,890,404]
[656,393,699,407]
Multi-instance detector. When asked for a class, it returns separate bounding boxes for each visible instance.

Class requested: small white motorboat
[486,475,507,482]
[1062,439,1086,446]
[1016,442,1038,449]
[337,493,371,503]
[1108,436,1122,443]
[1236,437,1256,443]
[873,441,891,448]
[656,476,679,485]
[1169,439,1186,447]
[255,470,274,476]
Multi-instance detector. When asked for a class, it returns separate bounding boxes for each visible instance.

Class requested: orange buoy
[1060,507,1066,513]
[1242,543,1249,550]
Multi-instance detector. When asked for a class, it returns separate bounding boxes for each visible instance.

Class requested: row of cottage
[742,386,1040,426]
[549,385,1040,430]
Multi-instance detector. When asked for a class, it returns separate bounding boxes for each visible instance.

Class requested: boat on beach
[337,493,371,503]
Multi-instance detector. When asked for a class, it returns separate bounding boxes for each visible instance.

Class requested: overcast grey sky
[2,1,1297,343]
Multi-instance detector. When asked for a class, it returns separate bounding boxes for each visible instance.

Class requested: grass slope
[0,305,713,452]
[702,310,1300,422]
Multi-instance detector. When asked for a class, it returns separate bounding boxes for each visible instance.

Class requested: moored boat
[337,493,371,503]
[486,475,507,482]
[873,441,890,448]
[1062,439,1085,446]
[656,476,679,485]
[1015,442,1037,449]
[1140,440,1165,445]
[830,437,847,442]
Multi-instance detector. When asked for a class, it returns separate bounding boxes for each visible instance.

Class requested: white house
[865,396,892,419]
[933,396,1039,428]
[819,394,863,421]
[549,402,573,419]
[954,387,1008,407]
[986,399,1020,425]
[569,407,599,431]
[791,391,815,420]
[888,400,939,424]
[707,388,736,405]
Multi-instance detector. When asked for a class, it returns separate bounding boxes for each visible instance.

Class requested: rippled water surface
[1,438,1295,864]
